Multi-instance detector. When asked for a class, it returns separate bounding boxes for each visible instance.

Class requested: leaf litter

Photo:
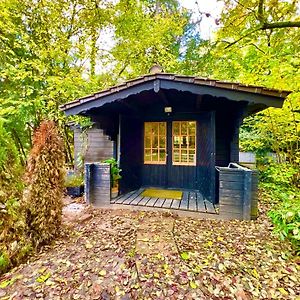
[0,203,299,299]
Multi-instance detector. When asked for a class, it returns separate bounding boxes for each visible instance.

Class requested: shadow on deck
[111,188,218,215]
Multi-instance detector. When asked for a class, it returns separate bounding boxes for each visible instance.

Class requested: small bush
[64,173,84,187]
[0,126,30,275]
[103,158,122,188]
[21,121,65,248]
[258,160,300,253]
[268,198,300,254]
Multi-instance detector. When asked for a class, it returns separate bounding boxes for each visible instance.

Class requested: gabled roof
[60,73,291,116]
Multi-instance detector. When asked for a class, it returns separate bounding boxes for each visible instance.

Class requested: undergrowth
[0,121,64,275]
[258,159,300,254]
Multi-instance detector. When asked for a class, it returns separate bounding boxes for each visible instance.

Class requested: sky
[180,0,224,39]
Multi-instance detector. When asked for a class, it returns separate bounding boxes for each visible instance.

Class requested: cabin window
[172,121,196,166]
[144,122,166,164]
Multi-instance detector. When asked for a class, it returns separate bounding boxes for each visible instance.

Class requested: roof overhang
[60,73,290,116]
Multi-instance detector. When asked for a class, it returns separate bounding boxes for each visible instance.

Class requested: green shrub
[64,173,84,187]
[259,158,298,188]
[21,120,65,248]
[103,158,122,188]
[258,160,300,253]
[268,198,300,254]
[0,197,32,275]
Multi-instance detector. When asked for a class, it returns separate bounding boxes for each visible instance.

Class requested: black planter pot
[66,185,84,197]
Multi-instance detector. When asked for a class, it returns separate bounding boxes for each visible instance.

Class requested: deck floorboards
[112,188,217,214]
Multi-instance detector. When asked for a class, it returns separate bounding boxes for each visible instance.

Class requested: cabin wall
[215,103,246,167]
[73,126,114,166]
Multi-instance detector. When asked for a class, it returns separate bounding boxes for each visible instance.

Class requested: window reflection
[172,121,196,165]
[144,122,166,164]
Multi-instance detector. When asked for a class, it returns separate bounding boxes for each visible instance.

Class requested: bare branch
[224,27,261,49]
[262,21,300,29]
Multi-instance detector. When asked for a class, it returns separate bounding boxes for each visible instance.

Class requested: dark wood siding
[197,112,216,202]
[119,115,143,193]
[142,164,167,187]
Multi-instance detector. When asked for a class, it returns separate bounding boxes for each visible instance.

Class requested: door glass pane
[160,136,166,148]
[181,122,187,135]
[159,122,166,135]
[144,122,166,164]
[173,150,180,162]
[152,150,158,161]
[172,121,196,166]
[145,149,151,162]
[173,122,180,135]
[152,123,158,135]
[189,153,195,163]
[145,136,151,148]
[188,121,196,135]
[159,149,166,161]
[189,136,195,148]
[182,136,187,148]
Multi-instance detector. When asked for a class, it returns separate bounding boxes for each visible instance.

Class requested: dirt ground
[0,201,299,300]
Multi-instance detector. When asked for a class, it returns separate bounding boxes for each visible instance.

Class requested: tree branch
[224,27,261,49]
[257,0,264,23]
[261,21,300,29]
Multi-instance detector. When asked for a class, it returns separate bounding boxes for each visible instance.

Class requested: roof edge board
[62,76,287,115]
[159,80,284,108]
[64,81,155,116]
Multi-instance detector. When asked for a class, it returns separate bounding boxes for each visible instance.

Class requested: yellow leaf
[252,268,259,279]
[189,281,198,289]
[207,241,213,247]
[99,270,107,276]
[278,288,289,296]
[36,272,51,283]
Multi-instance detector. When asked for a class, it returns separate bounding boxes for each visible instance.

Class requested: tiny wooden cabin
[61,72,289,219]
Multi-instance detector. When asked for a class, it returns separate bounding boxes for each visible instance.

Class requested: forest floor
[0,200,299,300]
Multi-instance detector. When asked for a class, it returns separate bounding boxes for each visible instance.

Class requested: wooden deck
[111,188,217,214]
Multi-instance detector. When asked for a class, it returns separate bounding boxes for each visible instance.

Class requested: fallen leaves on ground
[0,204,299,300]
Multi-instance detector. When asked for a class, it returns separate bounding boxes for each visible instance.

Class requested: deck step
[179,192,189,210]
[112,189,217,215]
[196,192,206,212]
[204,200,216,214]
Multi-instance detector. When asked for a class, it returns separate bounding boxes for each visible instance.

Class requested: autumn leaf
[36,272,51,283]
[180,252,190,260]
[278,287,289,296]
[189,281,198,289]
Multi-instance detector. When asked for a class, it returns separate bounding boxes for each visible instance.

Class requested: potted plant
[64,173,84,197]
[103,158,122,198]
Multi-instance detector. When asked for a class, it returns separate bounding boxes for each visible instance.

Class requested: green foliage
[0,197,32,275]
[268,199,300,254]
[0,252,10,271]
[21,121,65,248]
[64,174,84,188]
[103,158,122,188]
[258,160,300,253]
[259,159,299,189]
